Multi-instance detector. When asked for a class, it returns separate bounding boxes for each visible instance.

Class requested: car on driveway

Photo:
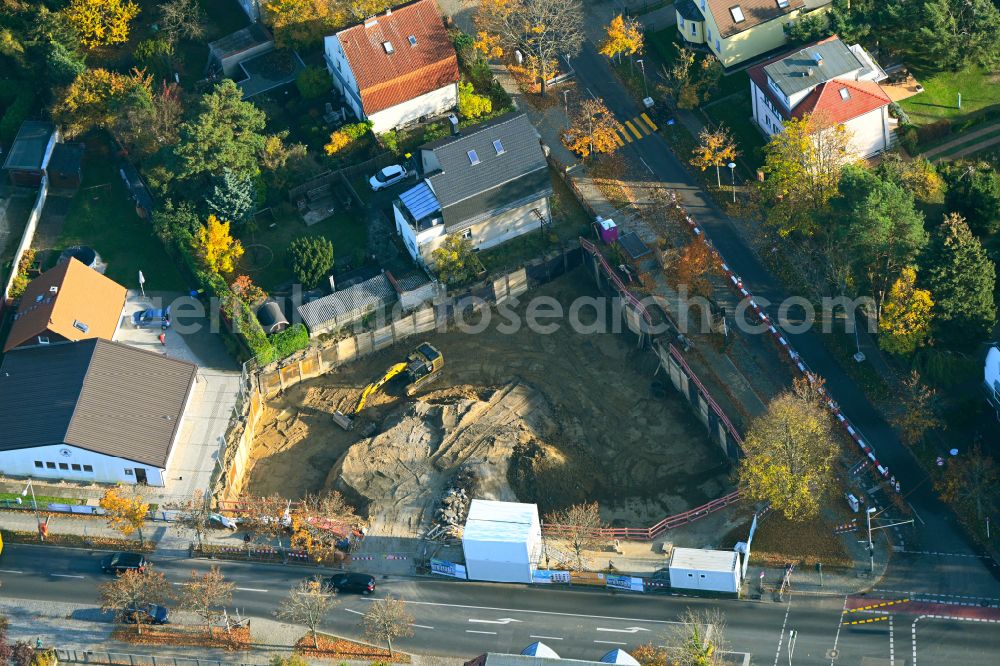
[122,604,169,625]
[101,552,148,574]
[132,306,171,329]
[324,572,376,594]
[369,165,407,191]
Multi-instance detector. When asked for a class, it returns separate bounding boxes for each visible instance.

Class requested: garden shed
[462,499,542,584]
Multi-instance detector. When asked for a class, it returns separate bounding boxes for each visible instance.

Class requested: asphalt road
[3,544,1000,664]
[565,38,1000,598]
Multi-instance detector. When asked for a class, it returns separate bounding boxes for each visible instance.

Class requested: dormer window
[408,35,417,47]
[468,150,480,165]
[776,0,789,7]
[839,87,851,100]
[383,41,394,53]
[730,6,745,22]
[73,320,89,333]
[493,139,505,155]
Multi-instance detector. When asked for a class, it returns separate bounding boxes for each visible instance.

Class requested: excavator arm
[353,362,407,414]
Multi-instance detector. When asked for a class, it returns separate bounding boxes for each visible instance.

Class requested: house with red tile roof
[748,36,892,158]
[323,0,459,134]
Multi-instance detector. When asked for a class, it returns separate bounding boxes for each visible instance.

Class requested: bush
[888,102,910,125]
[341,120,373,141]
[270,323,309,359]
[0,78,20,106]
[295,65,331,99]
[899,125,919,155]
[30,649,57,666]
[288,236,335,288]
[378,129,399,154]
[8,248,37,300]
[916,119,952,145]
[135,38,174,79]
[458,81,492,119]
[0,93,34,144]
[423,122,448,142]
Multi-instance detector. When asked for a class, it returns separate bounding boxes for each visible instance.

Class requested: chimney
[813,52,823,66]
[386,7,392,15]
[447,113,459,136]
[806,67,814,77]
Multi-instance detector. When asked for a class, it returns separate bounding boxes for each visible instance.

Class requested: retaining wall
[2,176,48,302]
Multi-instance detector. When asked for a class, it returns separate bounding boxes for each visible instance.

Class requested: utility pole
[866,506,876,575]
[727,162,737,203]
[563,90,570,129]
[22,478,42,541]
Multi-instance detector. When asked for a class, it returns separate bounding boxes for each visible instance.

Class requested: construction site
[246,268,733,542]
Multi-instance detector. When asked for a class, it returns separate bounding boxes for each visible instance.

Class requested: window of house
[382,41,394,54]
[125,469,134,476]
[839,87,851,100]
[73,320,89,333]
[707,28,712,41]
[46,462,56,469]
[83,465,93,472]
[716,39,721,51]
[59,463,69,470]
[700,0,706,8]
[493,139,505,155]
[691,23,697,35]
[72,464,82,471]
[35,461,43,468]
[730,6,745,22]
[408,35,417,47]
[679,18,685,29]
[467,150,480,165]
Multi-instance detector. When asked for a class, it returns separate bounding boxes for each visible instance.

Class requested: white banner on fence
[531,570,571,584]
[430,558,467,579]
[605,574,645,592]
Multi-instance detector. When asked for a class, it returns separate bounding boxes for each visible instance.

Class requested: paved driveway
[115,290,241,502]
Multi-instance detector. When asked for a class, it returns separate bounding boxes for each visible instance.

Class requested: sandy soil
[248,269,732,536]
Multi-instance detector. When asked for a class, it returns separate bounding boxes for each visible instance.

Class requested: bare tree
[290,490,364,562]
[171,489,213,549]
[361,595,414,657]
[666,608,728,666]
[276,577,339,649]
[475,0,584,96]
[240,493,291,553]
[160,0,205,44]
[99,567,171,635]
[544,502,605,570]
[176,567,235,635]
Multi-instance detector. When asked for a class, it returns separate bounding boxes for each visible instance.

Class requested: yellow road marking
[842,616,889,626]
[633,116,652,135]
[641,112,658,131]
[618,127,632,143]
[613,132,624,147]
[846,599,910,613]
[625,120,643,140]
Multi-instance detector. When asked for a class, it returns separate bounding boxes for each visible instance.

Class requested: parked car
[369,164,407,191]
[132,306,171,329]
[101,552,148,574]
[208,512,238,530]
[324,572,376,594]
[122,604,169,625]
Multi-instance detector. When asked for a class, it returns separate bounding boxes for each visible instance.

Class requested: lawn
[55,141,186,292]
[238,206,367,291]
[900,65,1000,126]
[703,85,767,171]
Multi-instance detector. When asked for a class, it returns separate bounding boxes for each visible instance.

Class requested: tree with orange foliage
[599,14,643,63]
[562,98,623,158]
[672,240,716,299]
[230,275,267,307]
[99,486,150,546]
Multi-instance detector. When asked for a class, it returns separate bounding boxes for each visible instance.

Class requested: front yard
[899,64,1000,126]
[53,141,186,292]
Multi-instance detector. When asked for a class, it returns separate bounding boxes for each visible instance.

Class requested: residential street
[3,543,1000,664]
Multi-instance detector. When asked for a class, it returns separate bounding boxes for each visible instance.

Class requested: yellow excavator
[332,342,444,430]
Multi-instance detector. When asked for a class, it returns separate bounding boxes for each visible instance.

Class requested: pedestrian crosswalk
[613,112,658,146]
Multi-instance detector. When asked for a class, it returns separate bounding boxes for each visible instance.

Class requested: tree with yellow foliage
[65,0,140,49]
[738,377,837,521]
[52,68,154,139]
[878,267,933,355]
[598,14,643,63]
[562,98,623,159]
[691,124,739,188]
[671,240,716,299]
[262,0,347,48]
[99,486,150,546]
[194,215,244,274]
[475,0,584,96]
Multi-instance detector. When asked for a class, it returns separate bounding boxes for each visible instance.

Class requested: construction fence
[54,649,269,666]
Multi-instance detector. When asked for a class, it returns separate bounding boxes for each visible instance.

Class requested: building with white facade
[393,113,552,266]
[0,339,197,486]
[748,36,892,158]
[462,499,542,584]
[323,0,459,133]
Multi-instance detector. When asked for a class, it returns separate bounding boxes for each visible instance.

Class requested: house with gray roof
[0,338,197,486]
[392,112,552,265]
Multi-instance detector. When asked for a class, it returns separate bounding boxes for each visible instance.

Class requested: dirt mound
[328,382,555,537]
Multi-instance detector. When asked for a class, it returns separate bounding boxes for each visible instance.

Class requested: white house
[748,36,892,158]
[462,499,543,583]
[323,0,459,134]
[393,113,552,266]
[0,339,197,486]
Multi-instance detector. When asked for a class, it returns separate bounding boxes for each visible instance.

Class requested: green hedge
[270,323,309,359]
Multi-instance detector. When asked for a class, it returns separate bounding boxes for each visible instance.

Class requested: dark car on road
[101,552,148,574]
[122,604,169,625]
[325,572,376,594]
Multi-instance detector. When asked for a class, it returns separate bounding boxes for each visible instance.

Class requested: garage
[462,499,542,583]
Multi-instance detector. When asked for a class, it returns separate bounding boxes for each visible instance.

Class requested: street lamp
[562,90,570,129]
[866,506,877,575]
[637,58,647,96]
[727,162,737,203]
[22,478,43,541]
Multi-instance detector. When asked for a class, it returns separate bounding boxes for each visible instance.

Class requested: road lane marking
[50,573,85,579]
[625,120,642,140]
[639,157,654,174]
[640,113,658,131]
[772,602,791,666]
[466,630,497,635]
[0,569,23,574]
[235,587,268,592]
[470,618,523,625]
[399,600,682,626]
[344,609,364,615]
[411,624,434,630]
[596,627,650,633]
[594,640,627,645]
[889,616,895,666]
[530,635,564,640]
[830,595,848,666]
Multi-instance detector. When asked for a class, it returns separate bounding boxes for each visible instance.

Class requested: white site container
[462,499,541,583]
[668,547,740,593]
